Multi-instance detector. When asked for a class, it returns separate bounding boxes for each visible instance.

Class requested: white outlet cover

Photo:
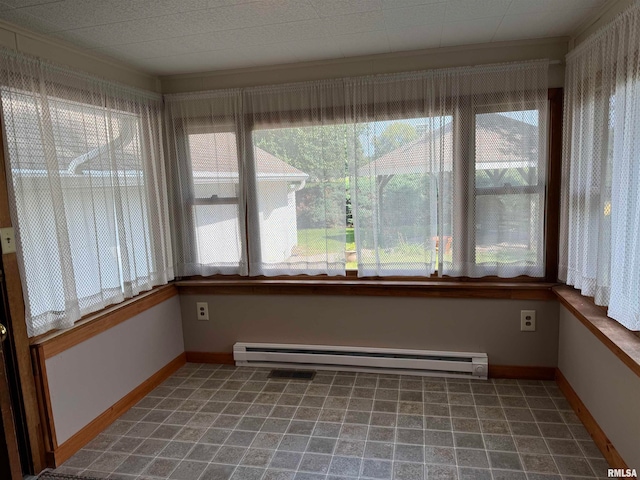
[196,302,209,321]
[0,227,16,254]
[520,310,536,332]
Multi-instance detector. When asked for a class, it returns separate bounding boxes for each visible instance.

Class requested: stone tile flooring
[51,363,610,480]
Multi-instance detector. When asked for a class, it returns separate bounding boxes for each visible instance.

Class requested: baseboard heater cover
[233,343,488,379]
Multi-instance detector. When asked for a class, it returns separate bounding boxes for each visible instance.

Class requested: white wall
[193,182,242,265]
[258,181,298,263]
[558,305,640,468]
[192,180,299,265]
[45,296,184,445]
[181,294,559,367]
[17,180,152,319]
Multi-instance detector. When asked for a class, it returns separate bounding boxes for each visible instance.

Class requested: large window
[251,124,346,275]
[166,61,550,280]
[0,52,173,337]
[187,130,245,267]
[472,109,545,276]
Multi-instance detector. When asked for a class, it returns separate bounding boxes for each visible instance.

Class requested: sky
[360,110,538,157]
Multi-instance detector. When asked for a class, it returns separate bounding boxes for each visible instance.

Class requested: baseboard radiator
[233,343,488,379]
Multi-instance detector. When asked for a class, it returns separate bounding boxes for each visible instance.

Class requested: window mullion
[240,116,262,275]
[452,101,476,272]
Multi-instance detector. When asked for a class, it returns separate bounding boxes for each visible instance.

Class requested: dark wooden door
[0,319,22,479]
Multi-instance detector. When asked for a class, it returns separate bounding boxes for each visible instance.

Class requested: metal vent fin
[248,347,472,363]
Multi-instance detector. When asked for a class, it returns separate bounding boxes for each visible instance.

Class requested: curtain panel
[165,60,549,279]
[0,48,173,337]
[560,1,640,331]
[348,62,548,277]
[164,90,248,276]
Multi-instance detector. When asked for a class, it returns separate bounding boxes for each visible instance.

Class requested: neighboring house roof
[7,103,143,174]
[189,132,308,182]
[363,114,539,176]
[9,103,307,182]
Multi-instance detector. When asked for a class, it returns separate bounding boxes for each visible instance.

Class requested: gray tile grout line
[166,363,225,479]
[78,362,188,478]
[146,362,225,480]
[324,371,357,480]
[324,370,358,480]
[195,364,276,480]
[266,371,315,479]
[60,365,604,480]
[365,372,385,480]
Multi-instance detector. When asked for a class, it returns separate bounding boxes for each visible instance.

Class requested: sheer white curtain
[165,61,548,280]
[245,82,348,276]
[560,1,640,331]
[348,74,443,276]
[165,84,348,277]
[164,90,248,276]
[349,61,549,277]
[0,48,173,337]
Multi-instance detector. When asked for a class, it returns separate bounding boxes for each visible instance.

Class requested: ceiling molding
[0,18,160,92]
[161,36,569,80]
[570,0,635,47]
[160,36,569,93]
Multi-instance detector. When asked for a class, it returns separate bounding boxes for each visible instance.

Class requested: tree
[254,125,366,182]
[372,122,418,159]
[253,124,365,228]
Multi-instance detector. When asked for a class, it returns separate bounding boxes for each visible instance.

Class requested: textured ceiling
[0,0,608,76]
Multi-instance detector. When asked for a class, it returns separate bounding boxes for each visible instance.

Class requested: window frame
[2,89,164,321]
[173,117,251,273]
[176,88,563,283]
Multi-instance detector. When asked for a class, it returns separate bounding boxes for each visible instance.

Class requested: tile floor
[51,363,611,480]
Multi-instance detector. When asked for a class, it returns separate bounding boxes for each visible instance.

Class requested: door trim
[0,327,23,479]
[0,114,46,473]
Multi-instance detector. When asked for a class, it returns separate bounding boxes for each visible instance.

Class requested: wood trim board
[555,369,632,473]
[30,346,57,453]
[554,285,640,379]
[1,253,46,472]
[29,288,182,468]
[0,113,47,473]
[33,284,178,359]
[488,365,556,380]
[185,352,235,365]
[49,353,186,467]
[0,335,23,480]
[176,280,556,300]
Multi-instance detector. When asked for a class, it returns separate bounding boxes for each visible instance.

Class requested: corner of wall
[0,20,160,92]
[570,0,636,49]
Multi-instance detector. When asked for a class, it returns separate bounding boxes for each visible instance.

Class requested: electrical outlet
[0,227,16,254]
[196,302,209,321]
[521,310,536,331]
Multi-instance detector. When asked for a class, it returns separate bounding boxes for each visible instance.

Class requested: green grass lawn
[296,227,353,254]
[296,227,538,270]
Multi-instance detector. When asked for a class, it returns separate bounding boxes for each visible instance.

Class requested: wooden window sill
[554,285,640,379]
[175,278,558,300]
[30,284,178,359]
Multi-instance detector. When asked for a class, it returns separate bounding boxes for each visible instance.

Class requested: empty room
[0,0,638,479]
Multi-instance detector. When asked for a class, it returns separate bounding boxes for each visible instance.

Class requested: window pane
[475,193,541,265]
[188,132,243,266]
[3,91,154,322]
[356,117,452,275]
[474,110,544,272]
[252,125,347,275]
